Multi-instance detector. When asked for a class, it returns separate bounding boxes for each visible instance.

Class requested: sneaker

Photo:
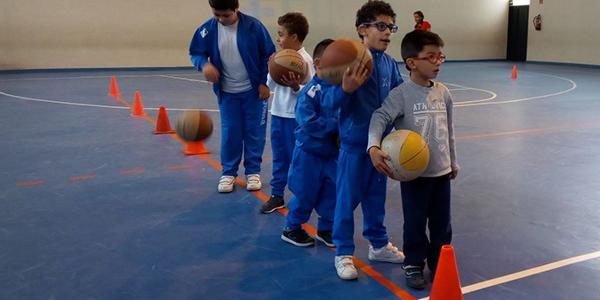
[281,228,315,247]
[368,242,405,263]
[217,176,235,193]
[334,255,358,280]
[246,174,262,191]
[316,231,335,248]
[403,265,427,290]
[260,195,285,214]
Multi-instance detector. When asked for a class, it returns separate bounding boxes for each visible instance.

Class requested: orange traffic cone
[430,245,464,300]
[131,91,146,117]
[153,105,175,134]
[182,141,210,155]
[108,75,120,98]
[511,64,518,80]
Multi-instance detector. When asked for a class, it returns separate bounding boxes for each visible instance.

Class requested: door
[507,4,529,61]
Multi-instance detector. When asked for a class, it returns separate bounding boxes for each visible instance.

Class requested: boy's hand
[369,146,394,178]
[450,169,459,180]
[342,62,370,93]
[258,84,271,100]
[202,63,220,83]
[280,71,302,92]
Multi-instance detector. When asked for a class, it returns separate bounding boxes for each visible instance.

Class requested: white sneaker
[335,255,358,280]
[217,176,235,193]
[246,174,261,191]
[368,242,405,263]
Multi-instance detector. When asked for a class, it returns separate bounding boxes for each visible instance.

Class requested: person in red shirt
[413,11,431,31]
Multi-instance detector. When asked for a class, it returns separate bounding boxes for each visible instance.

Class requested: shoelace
[247,176,260,184]
[339,257,354,268]
[220,177,234,184]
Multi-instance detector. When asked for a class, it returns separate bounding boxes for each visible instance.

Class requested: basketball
[268,49,308,86]
[381,129,430,182]
[175,110,213,142]
[319,39,373,85]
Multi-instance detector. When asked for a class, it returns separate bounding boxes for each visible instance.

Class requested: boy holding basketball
[260,12,315,214]
[189,0,275,193]
[368,30,459,289]
[323,0,405,281]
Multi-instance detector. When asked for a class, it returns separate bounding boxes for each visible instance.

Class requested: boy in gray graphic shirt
[367,30,459,290]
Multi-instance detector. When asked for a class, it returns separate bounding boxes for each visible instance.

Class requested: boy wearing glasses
[189,0,275,193]
[367,30,459,290]
[325,0,404,281]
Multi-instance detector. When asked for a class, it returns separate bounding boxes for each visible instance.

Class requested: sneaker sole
[280,234,314,247]
[368,255,404,263]
[260,204,285,214]
[315,235,336,248]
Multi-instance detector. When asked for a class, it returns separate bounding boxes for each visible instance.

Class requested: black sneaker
[316,230,335,247]
[260,195,285,214]
[404,265,427,290]
[281,228,315,247]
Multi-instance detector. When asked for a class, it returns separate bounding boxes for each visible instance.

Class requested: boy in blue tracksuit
[324,1,405,280]
[280,39,338,247]
[189,0,276,193]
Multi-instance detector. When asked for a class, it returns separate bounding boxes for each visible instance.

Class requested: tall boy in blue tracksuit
[189,0,275,193]
[324,1,405,280]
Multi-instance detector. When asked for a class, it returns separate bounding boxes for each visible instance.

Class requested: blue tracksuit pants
[269,116,297,197]
[218,90,268,177]
[332,150,389,256]
[286,147,336,231]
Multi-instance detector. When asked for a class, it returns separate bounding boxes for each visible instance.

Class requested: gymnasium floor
[1,61,599,299]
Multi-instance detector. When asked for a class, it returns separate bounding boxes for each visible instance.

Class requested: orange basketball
[268,49,309,86]
[175,110,213,142]
[319,39,373,85]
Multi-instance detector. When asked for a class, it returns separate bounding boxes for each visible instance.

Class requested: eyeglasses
[362,22,398,33]
[411,53,446,64]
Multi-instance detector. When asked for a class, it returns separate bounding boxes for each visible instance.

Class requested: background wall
[1,0,509,70]
[527,1,600,65]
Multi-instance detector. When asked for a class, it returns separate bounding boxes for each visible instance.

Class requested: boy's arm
[367,87,404,152]
[445,89,459,172]
[189,26,210,71]
[296,88,338,139]
[257,23,276,86]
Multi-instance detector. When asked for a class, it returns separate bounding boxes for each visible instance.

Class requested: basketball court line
[418,250,600,300]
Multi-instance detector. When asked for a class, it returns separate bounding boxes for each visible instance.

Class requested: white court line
[456,74,577,107]
[418,250,600,300]
[0,91,219,112]
[159,74,211,83]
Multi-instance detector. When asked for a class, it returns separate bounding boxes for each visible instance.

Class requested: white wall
[0,0,508,70]
[527,1,600,65]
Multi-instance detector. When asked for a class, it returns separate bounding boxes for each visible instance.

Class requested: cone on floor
[108,75,120,98]
[153,105,175,134]
[511,64,518,80]
[429,245,464,300]
[182,141,210,155]
[131,91,146,117]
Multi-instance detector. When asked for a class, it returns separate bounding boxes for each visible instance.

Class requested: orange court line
[166,164,195,171]
[457,120,600,141]
[69,174,96,182]
[16,179,45,187]
[119,91,415,299]
[120,168,145,175]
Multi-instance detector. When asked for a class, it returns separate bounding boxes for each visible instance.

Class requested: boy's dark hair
[208,0,239,11]
[414,10,424,18]
[278,12,309,42]
[355,0,396,37]
[401,30,444,70]
[313,38,334,59]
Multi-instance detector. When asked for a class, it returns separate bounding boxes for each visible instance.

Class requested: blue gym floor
[1,61,599,299]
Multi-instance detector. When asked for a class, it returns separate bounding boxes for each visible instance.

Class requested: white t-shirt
[217,21,252,93]
[267,47,315,118]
